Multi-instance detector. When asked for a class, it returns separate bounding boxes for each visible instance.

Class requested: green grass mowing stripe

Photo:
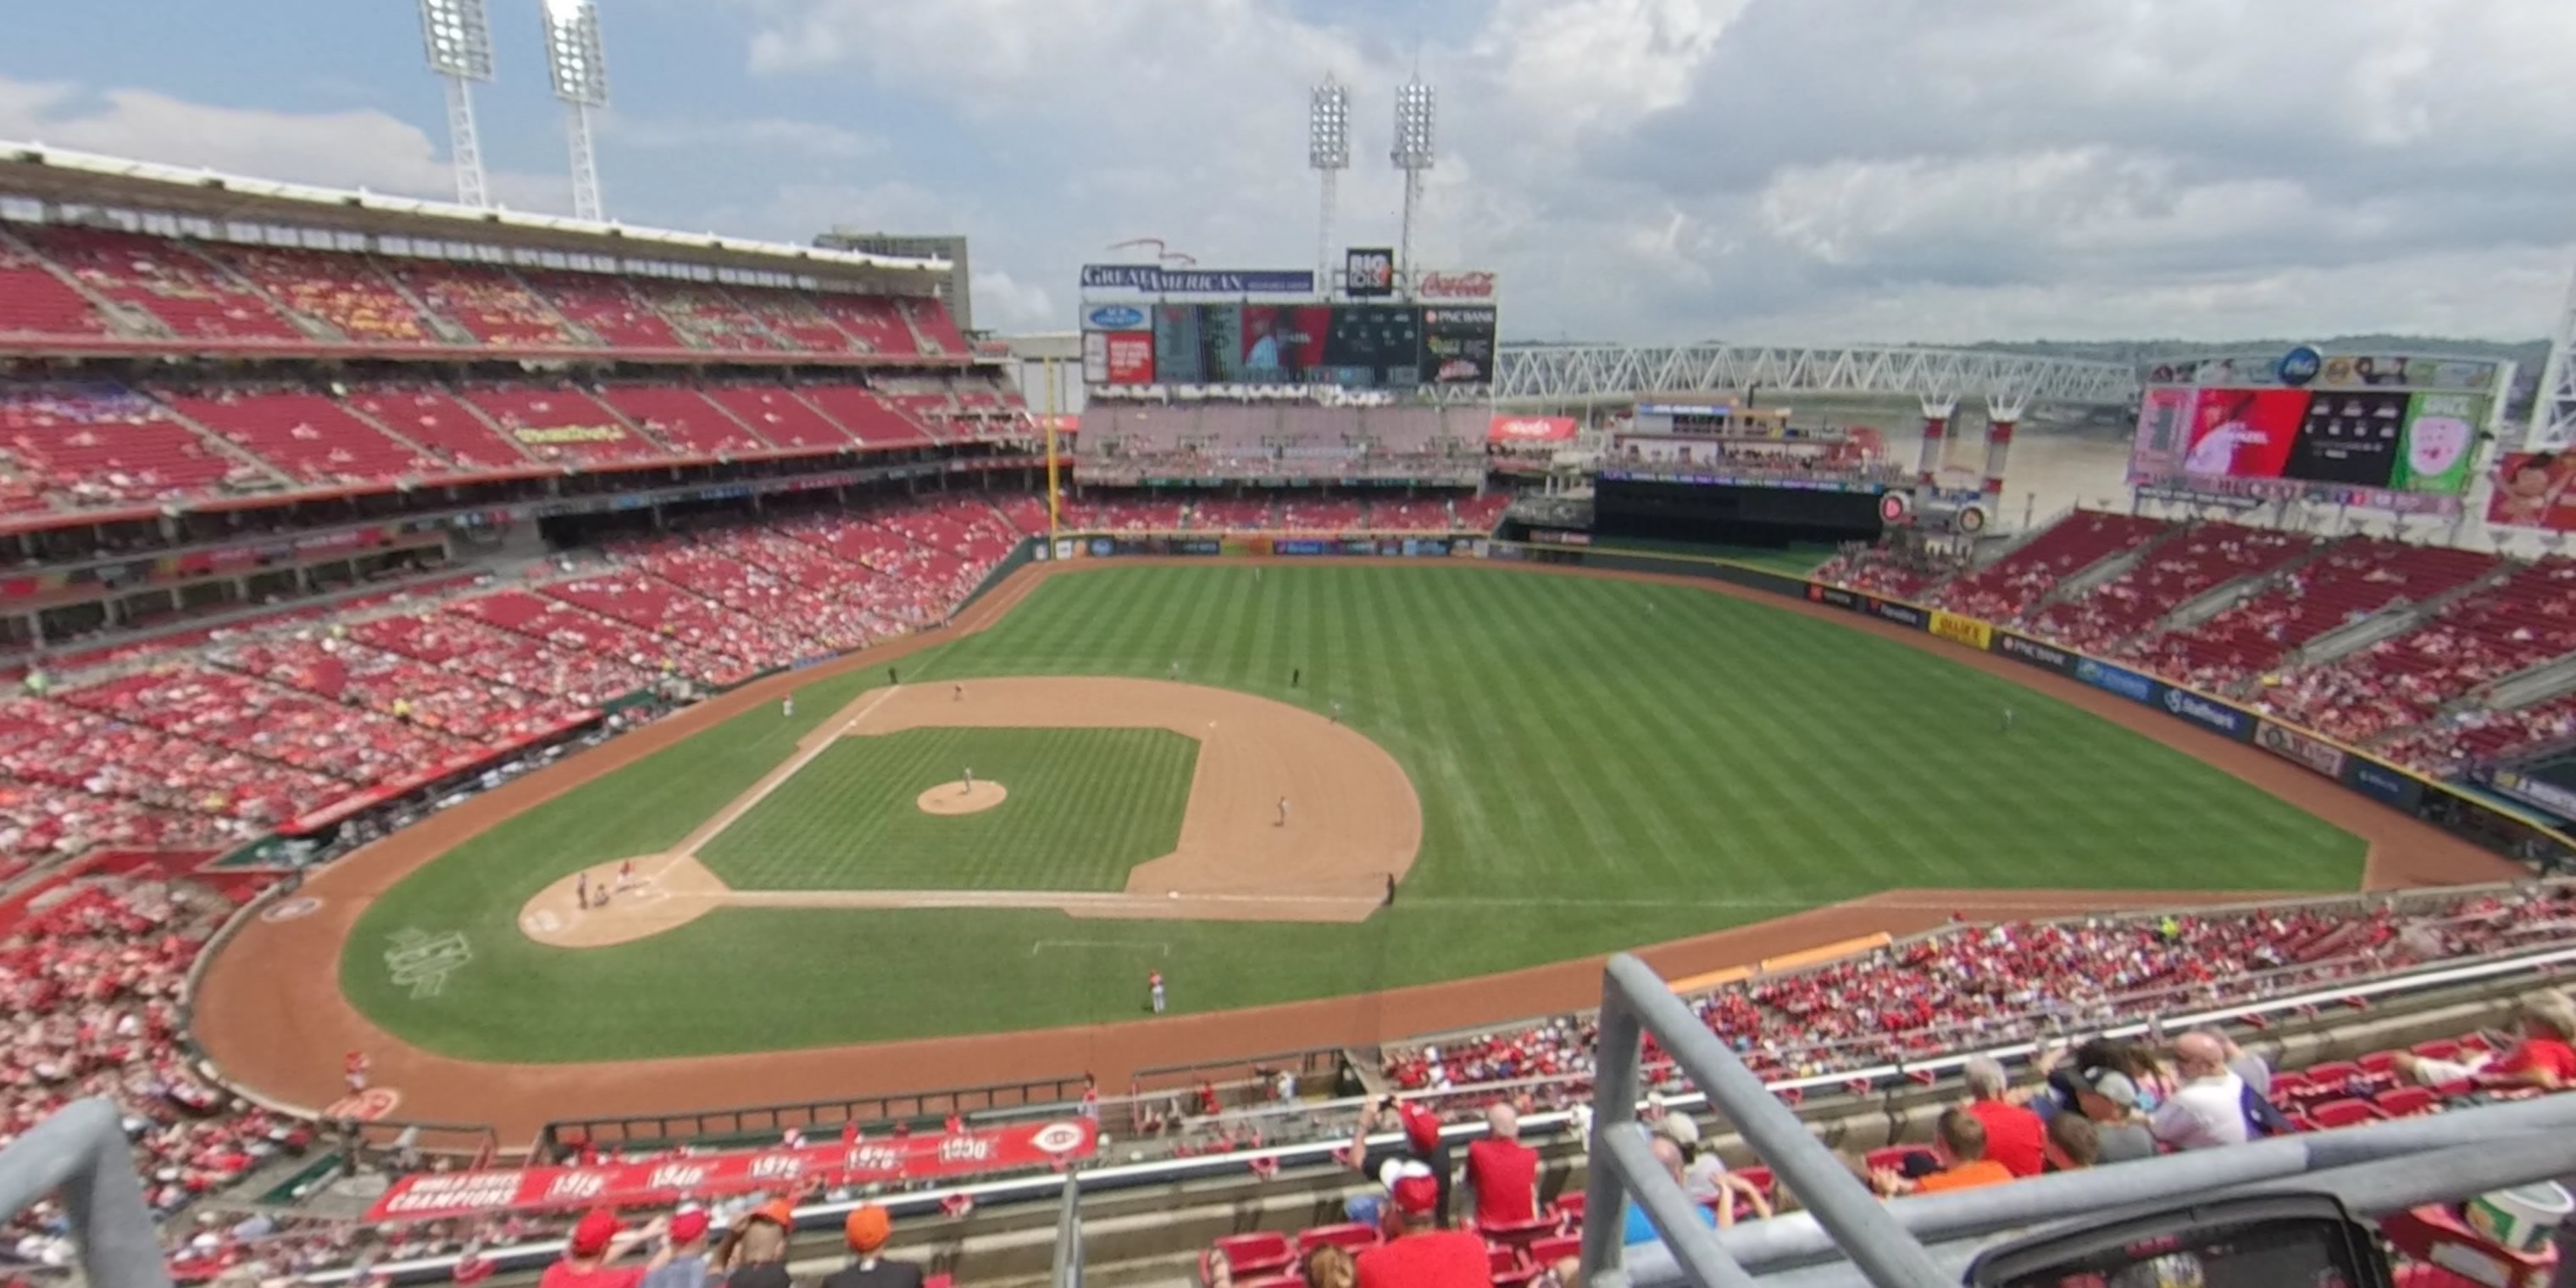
[347,564,2371,1059]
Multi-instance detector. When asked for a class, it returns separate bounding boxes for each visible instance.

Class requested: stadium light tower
[1391,78,1436,294]
[1309,77,1351,285]
[541,0,610,222]
[2534,261,2576,451]
[417,0,495,208]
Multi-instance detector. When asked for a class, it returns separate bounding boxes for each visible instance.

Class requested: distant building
[813,230,971,333]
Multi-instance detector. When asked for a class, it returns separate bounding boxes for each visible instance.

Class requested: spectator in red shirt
[539,1211,668,1288]
[1961,1056,2046,1178]
[2396,991,2576,1091]
[1354,1166,1486,1288]
[1463,1104,1541,1228]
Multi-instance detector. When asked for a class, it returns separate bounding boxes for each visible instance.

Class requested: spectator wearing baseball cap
[639,1210,712,1288]
[713,1201,794,1288]
[1352,1163,1485,1288]
[2073,1068,2157,1163]
[819,1205,921,1288]
[541,1211,669,1288]
[1345,1096,1453,1229]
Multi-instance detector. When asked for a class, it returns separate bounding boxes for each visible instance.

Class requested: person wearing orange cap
[712,1201,794,1288]
[1352,1164,1485,1288]
[639,1209,711,1288]
[819,1205,922,1288]
[540,1210,669,1288]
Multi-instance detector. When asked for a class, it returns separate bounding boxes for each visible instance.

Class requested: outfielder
[1148,970,1167,1014]
[782,695,794,719]
[2001,707,2015,733]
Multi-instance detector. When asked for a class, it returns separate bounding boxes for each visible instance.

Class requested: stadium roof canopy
[0,141,946,289]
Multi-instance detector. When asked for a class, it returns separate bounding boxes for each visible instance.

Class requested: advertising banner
[1928,611,1994,651]
[1274,540,1331,556]
[2343,757,2423,811]
[1420,307,1496,386]
[2074,658,2159,705]
[2484,452,2576,532]
[2392,392,2482,494]
[2161,685,2255,741]
[1082,265,1315,294]
[368,1119,1098,1223]
[1083,304,1148,331]
[2257,719,2348,779]
[1099,331,1154,385]
[1994,631,2075,675]
[1345,247,1396,298]
[1414,269,1499,301]
[1805,584,1859,610]
[1489,415,1578,445]
[2487,769,2576,819]
[1867,598,1928,629]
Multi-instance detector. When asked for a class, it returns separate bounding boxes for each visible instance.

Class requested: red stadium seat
[1296,1224,1380,1255]
[2411,1040,2461,1063]
[2304,1061,2360,1087]
[2373,1085,2439,1118]
[2306,1098,2387,1130]
[1527,1235,1584,1268]
[2358,1051,2400,1076]
[1213,1232,1296,1278]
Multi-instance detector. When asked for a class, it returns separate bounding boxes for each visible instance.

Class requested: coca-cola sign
[1415,269,1498,301]
[1486,415,1576,443]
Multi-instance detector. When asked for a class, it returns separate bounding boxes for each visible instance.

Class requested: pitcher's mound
[917,780,1008,815]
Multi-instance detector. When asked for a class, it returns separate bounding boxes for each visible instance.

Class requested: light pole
[1309,77,1350,286]
[541,0,610,222]
[417,0,494,208]
[1391,79,1436,297]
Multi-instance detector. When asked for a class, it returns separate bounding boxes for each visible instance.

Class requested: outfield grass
[341,564,2367,1060]
[698,727,1198,891]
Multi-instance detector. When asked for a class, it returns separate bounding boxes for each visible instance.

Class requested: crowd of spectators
[1385,886,2576,1093]
[0,873,314,1271]
[1812,543,1963,600]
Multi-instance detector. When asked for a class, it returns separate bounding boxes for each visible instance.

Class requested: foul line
[661,684,904,869]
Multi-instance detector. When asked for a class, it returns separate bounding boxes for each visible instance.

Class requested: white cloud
[969,269,1055,331]
[0,77,565,213]
[727,0,2576,343]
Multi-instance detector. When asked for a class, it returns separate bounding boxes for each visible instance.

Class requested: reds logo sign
[1415,269,1497,300]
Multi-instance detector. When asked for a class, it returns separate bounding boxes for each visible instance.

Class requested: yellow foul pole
[1042,357,1063,541]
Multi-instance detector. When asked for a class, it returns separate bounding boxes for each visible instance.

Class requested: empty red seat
[2373,1085,2439,1118]
[2306,1098,2386,1130]
[2303,1061,2359,1086]
[1296,1224,1380,1255]
[1213,1232,1296,1278]
[2358,1051,2400,1075]
[1527,1234,1583,1267]
[2411,1040,2460,1062]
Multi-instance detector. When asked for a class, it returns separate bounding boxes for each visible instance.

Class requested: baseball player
[2001,706,2015,734]
[1276,796,1291,828]
[575,871,591,910]
[1148,970,1167,1014]
[1169,659,1180,680]
[616,858,635,891]
[1330,700,1342,724]
[963,767,975,794]
[952,683,965,702]
[343,1049,370,1094]
[782,695,795,719]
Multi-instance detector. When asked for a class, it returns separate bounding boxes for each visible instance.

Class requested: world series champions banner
[366,1119,1097,1222]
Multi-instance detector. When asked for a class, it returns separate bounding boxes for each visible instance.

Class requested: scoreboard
[1085,302,1494,391]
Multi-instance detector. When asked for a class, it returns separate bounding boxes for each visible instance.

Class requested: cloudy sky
[5,0,2572,344]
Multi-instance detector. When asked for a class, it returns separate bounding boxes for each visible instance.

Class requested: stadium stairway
[2273,561,2520,682]
[2010,516,2191,624]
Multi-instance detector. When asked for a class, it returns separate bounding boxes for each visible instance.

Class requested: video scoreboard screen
[1085,303,1492,391]
[2126,349,2501,515]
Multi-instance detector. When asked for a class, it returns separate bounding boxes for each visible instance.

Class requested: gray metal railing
[1578,951,2576,1287]
[0,1100,173,1288]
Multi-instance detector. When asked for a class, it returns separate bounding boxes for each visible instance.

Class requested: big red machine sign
[1414,269,1498,301]
[366,1119,1096,1222]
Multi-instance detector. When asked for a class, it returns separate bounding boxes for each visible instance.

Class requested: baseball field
[303,560,2374,1065]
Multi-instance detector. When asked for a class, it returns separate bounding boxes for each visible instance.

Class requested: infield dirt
[191,558,2523,1140]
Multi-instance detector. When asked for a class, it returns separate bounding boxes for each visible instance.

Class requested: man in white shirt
[2148,1032,2249,1151]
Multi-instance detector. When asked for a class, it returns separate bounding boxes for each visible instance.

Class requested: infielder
[1330,700,1342,724]
[575,871,591,910]
[952,683,965,702]
[963,767,975,794]
[1169,660,1180,680]
[1276,796,1291,827]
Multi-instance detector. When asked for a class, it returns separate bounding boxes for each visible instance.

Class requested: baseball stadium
[2,8,2576,1288]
